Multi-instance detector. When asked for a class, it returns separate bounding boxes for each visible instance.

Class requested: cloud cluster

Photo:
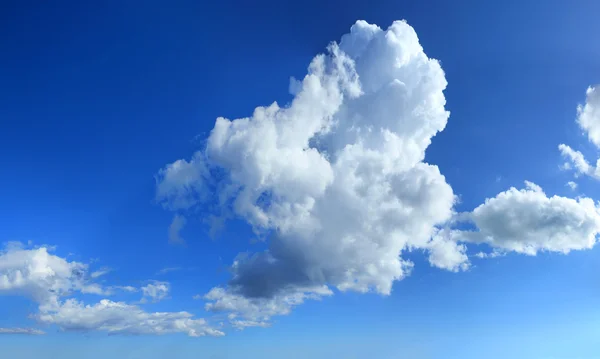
[0,243,220,337]
[156,20,600,329]
[559,85,600,180]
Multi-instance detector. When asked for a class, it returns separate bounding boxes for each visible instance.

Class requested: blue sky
[1,1,600,358]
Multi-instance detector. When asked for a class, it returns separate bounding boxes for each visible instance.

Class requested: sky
[1,0,600,358]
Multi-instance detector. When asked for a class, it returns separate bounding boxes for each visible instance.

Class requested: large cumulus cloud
[158,20,458,326]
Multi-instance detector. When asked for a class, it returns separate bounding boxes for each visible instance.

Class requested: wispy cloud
[0,327,45,335]
[156,267,182,275]
[90,267,112,279]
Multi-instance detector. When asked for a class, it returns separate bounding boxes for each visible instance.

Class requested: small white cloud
[558,144,600,180]
[141,281,170,303]
[474,250,506,259]
[168,215,187,245]
[90,267,112,279]
[155,153,209,211]
[576,86,600,148]
[566,181,578,190]
[452,182,600,255]
[0,327,45,335]
[427,232,470,272]
[230,320,271,330]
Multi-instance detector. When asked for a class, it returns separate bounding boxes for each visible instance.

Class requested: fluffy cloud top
[451,182,600,255]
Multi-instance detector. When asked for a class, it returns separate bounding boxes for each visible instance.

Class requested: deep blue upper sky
[1,1,600,358]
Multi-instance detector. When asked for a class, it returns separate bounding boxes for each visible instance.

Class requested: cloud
[90,267,112,279]
[168,215,187,245]
[0,327,45,335]
[159,20,457,326]
[0,243,221,337]
[37,299,223,337]
[141,281,170,303]
[576,86,600,148]
[0,242,107,308]
[566,181,578,190]
[155,153,210,211]
[427,232,469,272]
[203,286,332,326]
[156,20,600,331]
[112,285,138,293]
[449,181,600,255]
[559,86,600,180]
[558,144,600,180]
[156,267,182,275]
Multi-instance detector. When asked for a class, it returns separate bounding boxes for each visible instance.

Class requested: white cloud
[0,327,45,335]
[90,267,112,279]
[37,299,223,337]
[168,215,187,245]
[566,181,578,190]
[576,86,600,148]
[451,181,600,255]
[0,243,106,308]
[427,231,469,272]
[559,86,600,181]
[474,250,506,259]
[230,319,270,330]
[0,243,221,337]
[158,19,458,325]
[558,144,600,180]
[155,153,210,211]
[141,281,170,303]
[203,286,332,326]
